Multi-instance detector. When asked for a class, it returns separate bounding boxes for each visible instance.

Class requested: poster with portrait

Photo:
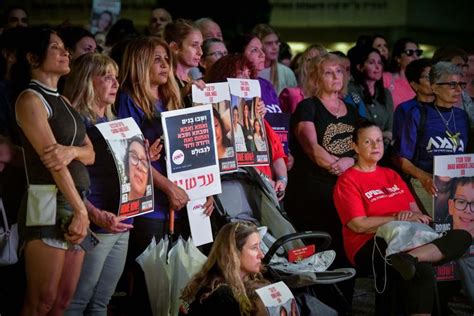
[90,0,121,35]
[95,118,154,218]
[433,154,474,281]
[192,82,237,173]
[255,281,299,316]
[227,78,270,166]
[161,104,222,200]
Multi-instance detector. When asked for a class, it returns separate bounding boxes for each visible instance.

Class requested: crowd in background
[1,4,474,316]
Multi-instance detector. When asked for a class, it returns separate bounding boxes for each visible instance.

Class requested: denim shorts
[18,189,88,249]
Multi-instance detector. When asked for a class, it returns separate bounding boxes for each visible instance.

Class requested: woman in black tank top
[14,28,95,315]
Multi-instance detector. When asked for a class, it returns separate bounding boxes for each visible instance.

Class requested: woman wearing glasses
[334,121,471,315]
[125,137,151,200]
[395,62,469,215]
[383,38,423,108]
[199,38,227,75]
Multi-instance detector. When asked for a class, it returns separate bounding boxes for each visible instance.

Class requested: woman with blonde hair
[279,44,327,113]
[284,53,358,313]
[64,53,136,315]
[251,24,297,95]
[115,36,213,315]
[181,221,266,315]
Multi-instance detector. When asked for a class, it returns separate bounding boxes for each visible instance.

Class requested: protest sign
[227,78,270,166]
[161,104,222,200]
[90,0,120,35]
[255,281,299,316]
[192,82,237,172]
[433,154,474,281]
[95,117,154,218]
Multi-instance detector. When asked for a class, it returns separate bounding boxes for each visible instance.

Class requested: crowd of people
[1,4,474,316]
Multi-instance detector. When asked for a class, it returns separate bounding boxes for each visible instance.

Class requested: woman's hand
[41,143,77,171]
[203,196,214,216]
[329,157,355,176]
[165,182,190,210]
[147,138,163,162]
[406,212,432,224]
[64,210,89,244]
[256,100,267,118]
[418,171,438,197]
[92,211,133,233]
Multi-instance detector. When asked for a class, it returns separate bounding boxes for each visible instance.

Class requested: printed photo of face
[449,179,474,237]
[126,139,150,201]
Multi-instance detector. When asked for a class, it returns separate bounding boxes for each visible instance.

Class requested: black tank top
[19,80,90,190]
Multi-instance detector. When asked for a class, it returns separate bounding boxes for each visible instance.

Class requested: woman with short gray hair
[394,61,469,215]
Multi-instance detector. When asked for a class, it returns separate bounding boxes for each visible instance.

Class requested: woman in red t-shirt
[334,121,471,315]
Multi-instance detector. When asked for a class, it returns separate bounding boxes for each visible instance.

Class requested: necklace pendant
[446,131,461,151]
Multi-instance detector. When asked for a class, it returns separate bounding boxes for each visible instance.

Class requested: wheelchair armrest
[262,231,332,265]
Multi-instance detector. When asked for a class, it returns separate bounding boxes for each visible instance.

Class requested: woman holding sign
[115,36,214,315]
[395,62,470,214]
[63,53,141,314]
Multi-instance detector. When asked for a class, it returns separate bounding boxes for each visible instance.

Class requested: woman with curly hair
[181,221,266,315]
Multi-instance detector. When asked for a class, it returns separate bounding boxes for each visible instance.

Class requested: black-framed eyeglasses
[435,81,467,90]
[205,51,227,59]
[453,198,474,213]
[129,151,149,172]
[403,49,423,57]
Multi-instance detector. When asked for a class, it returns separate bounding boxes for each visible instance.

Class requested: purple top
[115,91,174,220]
[258,77,281,113]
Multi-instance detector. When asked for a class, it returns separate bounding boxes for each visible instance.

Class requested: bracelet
[276,175,288,185]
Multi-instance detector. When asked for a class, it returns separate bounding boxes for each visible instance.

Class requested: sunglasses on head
[403,49,423,57]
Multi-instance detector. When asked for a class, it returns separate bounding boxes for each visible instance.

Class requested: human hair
[194,17,216,30]
[388,37,418,72]
[305,53,347,98]
[124,136,150,183]
[64,53,117,124]
[3,6,28,26]
[296,44,327,90]
[164,18,197,47]
[0,26,27,80]
[349,46,387,105]
[278,41,292,63]
[204,53,257,83]
[371,34,389,61]
[105,18,139,47]
[432,46,468,64]
[227,33,255,54]
[213,107,231,148]
[10,27,59,99]
[252,24,280,89]
[181,221,262,316]
[58,26,95,55]
[253,118,263,137]
[119,36,181,119]
[201,37,224,57]
[449,177,474,199]
[429,61,463,85]
[242,101,252,130]
[352,120,379,143]
[405,58,432,84]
